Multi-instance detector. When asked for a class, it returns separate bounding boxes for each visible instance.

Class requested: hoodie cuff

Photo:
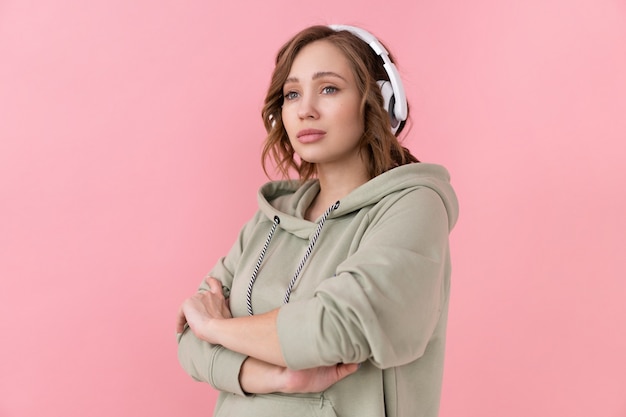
[208,346,249,396]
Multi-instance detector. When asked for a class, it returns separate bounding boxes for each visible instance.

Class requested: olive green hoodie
[178,162,459,417]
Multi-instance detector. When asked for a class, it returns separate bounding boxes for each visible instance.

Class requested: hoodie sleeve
[176,211,264,396]
[276,186,453,370]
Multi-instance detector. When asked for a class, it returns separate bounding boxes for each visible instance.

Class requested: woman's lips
[297,129,326,144]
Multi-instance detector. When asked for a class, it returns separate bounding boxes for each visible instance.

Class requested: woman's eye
[284,91,299,101]
[321,86,338,94]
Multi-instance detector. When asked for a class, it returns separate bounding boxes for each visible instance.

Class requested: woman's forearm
[209,309,287,367]
[179,278,287,367]
[239,357,287,394]
[240,357,361,394]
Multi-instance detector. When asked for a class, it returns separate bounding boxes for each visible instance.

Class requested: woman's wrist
[196,316,224,345]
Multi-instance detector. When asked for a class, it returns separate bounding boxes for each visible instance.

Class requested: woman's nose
[297,94,319,119]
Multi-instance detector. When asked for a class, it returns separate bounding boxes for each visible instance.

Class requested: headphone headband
[329,24,408,128]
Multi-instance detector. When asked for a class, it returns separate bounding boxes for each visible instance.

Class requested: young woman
[176,24,459,417]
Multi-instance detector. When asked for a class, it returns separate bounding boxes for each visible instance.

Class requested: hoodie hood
[257,163,459,238]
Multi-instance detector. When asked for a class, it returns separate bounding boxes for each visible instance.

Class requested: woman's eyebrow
[284,71,347,85]
[312,71,347,81]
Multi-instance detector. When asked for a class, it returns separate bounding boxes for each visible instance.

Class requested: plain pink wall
[1,1,625,416]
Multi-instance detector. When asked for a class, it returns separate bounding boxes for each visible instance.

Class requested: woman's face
[281,40,365,171]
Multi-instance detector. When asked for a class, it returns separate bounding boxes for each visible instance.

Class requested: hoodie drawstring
[283,201,340,305]
[246,201,340,316]
[246,215,280,316]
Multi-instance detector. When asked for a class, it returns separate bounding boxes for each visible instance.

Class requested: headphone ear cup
[377,80,400,133]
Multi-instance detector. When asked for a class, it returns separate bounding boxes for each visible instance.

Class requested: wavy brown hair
[261,25,418,180]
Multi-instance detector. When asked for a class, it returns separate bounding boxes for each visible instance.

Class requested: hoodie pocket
[215,392,338,417]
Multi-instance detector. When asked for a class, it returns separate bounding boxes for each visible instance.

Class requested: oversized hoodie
[177,162,459,417]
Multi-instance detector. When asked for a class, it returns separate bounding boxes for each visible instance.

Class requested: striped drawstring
[246,216,280,316]
[283,201,339,305]
[246,201,340,315]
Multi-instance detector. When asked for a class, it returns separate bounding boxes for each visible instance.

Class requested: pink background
[1,0,625,416]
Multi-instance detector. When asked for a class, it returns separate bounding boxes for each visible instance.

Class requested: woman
[176,24,459,417]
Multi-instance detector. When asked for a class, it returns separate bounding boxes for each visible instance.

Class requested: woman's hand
[176,277,232,342]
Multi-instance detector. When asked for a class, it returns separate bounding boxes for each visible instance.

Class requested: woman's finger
[205,276,223,294]
[175,305,188,333]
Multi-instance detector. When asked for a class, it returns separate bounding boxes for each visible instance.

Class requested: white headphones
[329,24,408,134]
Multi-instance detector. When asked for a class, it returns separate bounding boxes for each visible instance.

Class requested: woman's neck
[304,158,370,221]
